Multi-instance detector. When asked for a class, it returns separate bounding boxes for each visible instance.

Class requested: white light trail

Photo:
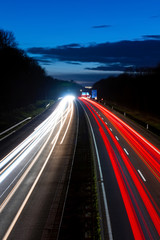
[60,101,74,144]
[0,95,75,184]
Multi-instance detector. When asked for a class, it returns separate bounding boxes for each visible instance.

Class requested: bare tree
[0,29,17,48]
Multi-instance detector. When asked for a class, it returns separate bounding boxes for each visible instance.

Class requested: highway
[79,97,160,240]
[0,95,78,240]
[0,95,160,240]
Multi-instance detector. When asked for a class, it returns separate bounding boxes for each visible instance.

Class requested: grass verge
[100,100,160,136]
[59,102,101,240]
[0,100,54,134]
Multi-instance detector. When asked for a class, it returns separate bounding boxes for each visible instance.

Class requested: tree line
[0,29,80,111]
[93,65,160,117]
[1,29,159,118]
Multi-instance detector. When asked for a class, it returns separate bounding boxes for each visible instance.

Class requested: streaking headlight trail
[0,95,75,184]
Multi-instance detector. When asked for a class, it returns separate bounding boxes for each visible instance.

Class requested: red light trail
[79,97,160,239]
[83,98,160,181]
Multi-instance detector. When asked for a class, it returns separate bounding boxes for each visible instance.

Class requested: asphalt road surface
[79,97,160,240]
[1,96,160,240]
[0,96,78,240]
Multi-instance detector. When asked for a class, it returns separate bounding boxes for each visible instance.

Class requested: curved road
[79,97,160,240]
[0,96,159,240]
[0,96,78,240]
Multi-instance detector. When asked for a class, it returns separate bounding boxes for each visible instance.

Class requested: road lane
[79,97,160,240]
[0,102,59,160]
[79,99,134,239]
[1,97,72,204]
[86,99,160,209]
[0,96,78,240]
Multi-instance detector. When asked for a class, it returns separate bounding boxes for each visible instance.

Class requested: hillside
[93,66,160,117]
[0,30,80,109]
[93,66,160,133]
[0,30,80,131]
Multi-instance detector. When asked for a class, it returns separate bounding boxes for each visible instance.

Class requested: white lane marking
[56,101,79,239]
[138,170,146,182]
[102,117,104,120]
[0,115,59,210]
[94,103,160,155]
[110,128,112,132]
[115,136,119,141]
[2,125,60,240]
[124,148,129,155]
[105,122,108,125]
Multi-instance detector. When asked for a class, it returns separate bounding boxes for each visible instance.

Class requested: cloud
[65,61,81,65]
[57,43,82,49]
[142,35,160,40]
[92,25,111,29]
[85,63,127,72]
[28,39,160,71]
[33,57,53,65]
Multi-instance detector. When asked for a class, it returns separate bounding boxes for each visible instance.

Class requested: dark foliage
[0,30,80,111]
[93,65,160,117]
[0,29,17,48]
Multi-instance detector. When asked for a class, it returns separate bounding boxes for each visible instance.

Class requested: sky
[0,0,160,85]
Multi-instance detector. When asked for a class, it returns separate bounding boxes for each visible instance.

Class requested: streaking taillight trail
[83,98,160,181]
[85,98,160,156]
[79,97,160,239]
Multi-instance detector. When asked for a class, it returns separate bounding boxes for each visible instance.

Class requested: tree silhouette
[93,65,160,117]
[0,29,17,48]
[0,29,81,111]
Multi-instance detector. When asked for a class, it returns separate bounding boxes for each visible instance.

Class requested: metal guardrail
[0,117,31,141]
[99,100,160,137]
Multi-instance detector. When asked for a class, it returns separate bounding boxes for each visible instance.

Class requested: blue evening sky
[1,0,160,85]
